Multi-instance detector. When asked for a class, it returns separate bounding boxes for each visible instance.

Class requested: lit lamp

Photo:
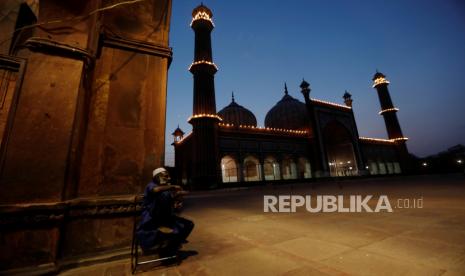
[172,125,185,143]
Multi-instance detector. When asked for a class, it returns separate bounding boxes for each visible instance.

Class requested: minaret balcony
[372,77,390,88]
[188,60,218,73]
[190,9,214,30]
[187,114,222,123]
[378,107,399,115]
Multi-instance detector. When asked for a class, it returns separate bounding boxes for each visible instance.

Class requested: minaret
[188,4,220,188]
[372,71,406,141]
[172,125,185,144]
[343,90,353,107]
[300,79,328,177]
[372,71,410,172]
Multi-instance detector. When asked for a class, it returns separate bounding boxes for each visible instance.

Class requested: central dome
[265,84,309,130]
[218,94,257,127]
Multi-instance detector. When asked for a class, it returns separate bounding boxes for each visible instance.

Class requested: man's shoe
[158,226,174,234]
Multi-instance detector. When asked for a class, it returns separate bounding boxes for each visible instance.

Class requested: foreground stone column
[0,0,172,273]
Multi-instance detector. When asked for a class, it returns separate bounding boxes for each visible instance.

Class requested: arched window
[368,160,379,175]
[393,162,401,174]
[264,156,280,181]
[298,157,312,179]
[221,155,238,183]
[282,157,297,180]
[378,161,387,174]
[243,156,261,182]
[386,162,394,174]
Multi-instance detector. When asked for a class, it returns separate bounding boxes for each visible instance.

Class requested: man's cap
[153,167,167,178]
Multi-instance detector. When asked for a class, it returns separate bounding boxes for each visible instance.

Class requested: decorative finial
[343,90,352,99]
[284,82,288,95]
[300,79,310,89]
[231,91,235,102]
[172,124,185,137]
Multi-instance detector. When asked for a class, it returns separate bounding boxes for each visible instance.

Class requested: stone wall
[0,0,172,272]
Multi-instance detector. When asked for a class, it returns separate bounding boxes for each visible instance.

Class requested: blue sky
[164,0,465,166]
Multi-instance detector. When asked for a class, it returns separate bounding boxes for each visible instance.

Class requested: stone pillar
[0,0,173,272]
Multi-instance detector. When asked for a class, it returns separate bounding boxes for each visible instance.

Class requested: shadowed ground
[61,174,465,275]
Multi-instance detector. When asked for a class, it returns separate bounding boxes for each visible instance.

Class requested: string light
[218,123,235,127]
[311,98,352,110]
[359,137,393,143]
[188,60,218,71]
[0,0,148,48]
[373,77,390,87]
[175,132,192,145]
[187,114,222,122]
[359,137,409,143]
[391,137,409,142]
[379,107,399,115]
[218,123,308,135]
[190,11,215,27]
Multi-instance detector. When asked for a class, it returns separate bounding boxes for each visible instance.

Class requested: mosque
[173,4,410,189]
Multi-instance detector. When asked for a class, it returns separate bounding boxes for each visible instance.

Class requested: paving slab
[321,249,444,276]
[60,175,465,275]
[273,237,353,262]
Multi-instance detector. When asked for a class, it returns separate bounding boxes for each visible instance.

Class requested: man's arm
[152,184,181,193]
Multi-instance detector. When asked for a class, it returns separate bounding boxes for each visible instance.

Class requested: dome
[265,84,309,130]
[218,94,257,127]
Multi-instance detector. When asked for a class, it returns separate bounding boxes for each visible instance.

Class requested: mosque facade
[173,4,410,189]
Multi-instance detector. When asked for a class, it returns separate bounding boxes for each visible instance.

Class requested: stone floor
[61,174,465,275]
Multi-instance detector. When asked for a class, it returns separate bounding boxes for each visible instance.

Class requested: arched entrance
[243,155,262,181]
[221,155,238,183]
[323,121,358,177]
[298,157,312,179]
[264,156,280,180]
[281,157,297,180]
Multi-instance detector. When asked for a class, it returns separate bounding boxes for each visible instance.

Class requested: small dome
[343,90,352,99]
[265,84,309,130]
[172,125,184,136]
[372,71,386,80]
[218,93,257,127]
[192,3,213,18]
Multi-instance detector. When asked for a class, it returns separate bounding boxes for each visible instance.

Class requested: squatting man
[136,167,194,256]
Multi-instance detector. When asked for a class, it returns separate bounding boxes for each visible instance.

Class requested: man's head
[152,167,171,185]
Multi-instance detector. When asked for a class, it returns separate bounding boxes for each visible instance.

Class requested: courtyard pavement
[61,174,465,275]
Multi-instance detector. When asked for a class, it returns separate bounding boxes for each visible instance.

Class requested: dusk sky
[164,0,465,166]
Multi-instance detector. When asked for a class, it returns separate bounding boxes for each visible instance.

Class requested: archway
[298,157,312,179]
[367,160,379,175]
[323,121,358,177]
[221,155,238,183]
[282,157,297,179]
[264,156,280,180]
[243,155,261,181]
